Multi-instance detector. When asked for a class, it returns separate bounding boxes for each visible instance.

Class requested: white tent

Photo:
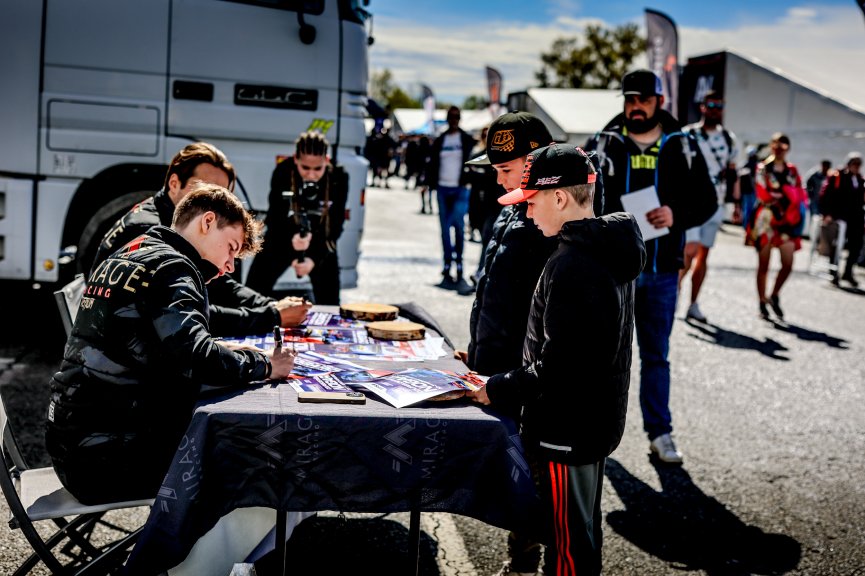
[389,108,500,137]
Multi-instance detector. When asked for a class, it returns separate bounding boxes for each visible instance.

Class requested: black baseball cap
[622,69,663,97]
[466,111,553,166]
[498,144,597,205]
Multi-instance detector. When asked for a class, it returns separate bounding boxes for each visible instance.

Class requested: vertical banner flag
[420,84,436,134]
[645,8,679,119]
[486,66,503,118]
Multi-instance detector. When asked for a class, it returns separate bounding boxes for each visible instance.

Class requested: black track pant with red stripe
[540,459,605,576]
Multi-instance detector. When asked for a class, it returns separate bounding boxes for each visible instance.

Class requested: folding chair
[0,393,153,575]
[53,274,86,338]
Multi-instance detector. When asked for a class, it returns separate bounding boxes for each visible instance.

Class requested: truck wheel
[75,190,152,275]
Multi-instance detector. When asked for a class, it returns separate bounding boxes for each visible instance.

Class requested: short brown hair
[559,184,595,209]
[172,182,263,257]
[163,142,236,192]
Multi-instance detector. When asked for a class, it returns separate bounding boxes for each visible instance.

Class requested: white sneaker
[650,433,684,464]
[686,302,707,323]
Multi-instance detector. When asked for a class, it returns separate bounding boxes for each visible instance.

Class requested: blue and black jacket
[588,110,717,273]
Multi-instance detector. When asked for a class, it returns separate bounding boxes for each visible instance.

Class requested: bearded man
[587,69,717,464]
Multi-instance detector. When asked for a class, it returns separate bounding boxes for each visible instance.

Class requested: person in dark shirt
[469,144,645,576]
[588,69,716,464]
[820,151,864,287]
[47,183,297,505]
[93,142,311,336]
[245,131,348,305]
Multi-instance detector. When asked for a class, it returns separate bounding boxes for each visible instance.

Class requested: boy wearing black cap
[469,144,645,576]
[464,111,604,377]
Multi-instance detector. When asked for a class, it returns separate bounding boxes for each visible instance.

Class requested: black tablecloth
[124,309,538,575]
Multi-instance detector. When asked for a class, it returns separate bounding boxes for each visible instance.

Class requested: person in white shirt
[425,106,477,290]
[680,91,739,323]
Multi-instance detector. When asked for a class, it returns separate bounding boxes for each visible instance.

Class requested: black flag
[645,8,679,119]
[485,66,503,117]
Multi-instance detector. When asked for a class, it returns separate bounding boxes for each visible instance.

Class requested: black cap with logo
[498,143,597,205]
[466,111,553,166]
[621,69,663,97]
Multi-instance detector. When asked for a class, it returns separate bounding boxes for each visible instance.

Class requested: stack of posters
[221,308,480,407]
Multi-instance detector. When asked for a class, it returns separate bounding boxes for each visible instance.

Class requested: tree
[536,23,647,89]
[369,69,420,110]
[461,95,488,110]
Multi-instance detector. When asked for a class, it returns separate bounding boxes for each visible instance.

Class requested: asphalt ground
[1,177,864,575]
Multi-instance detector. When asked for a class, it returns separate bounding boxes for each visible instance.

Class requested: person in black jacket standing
[47,183,297,505]
[469,144,645,576]
[588,70,716,464]
[246,131,348,304]
[425,106,477,287]
[820,151,864,287]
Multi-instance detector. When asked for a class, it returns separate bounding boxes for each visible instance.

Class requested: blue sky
[367,0,865,109]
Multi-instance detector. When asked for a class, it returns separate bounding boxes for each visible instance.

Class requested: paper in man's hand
[620,186,669,241]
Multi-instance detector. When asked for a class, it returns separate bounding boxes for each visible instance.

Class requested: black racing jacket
[467,204,558,378]
[486,213,646,465]
[263,158,348,267]
[93,188,279,336]
[587,110,717,273]
[46,226,272,496]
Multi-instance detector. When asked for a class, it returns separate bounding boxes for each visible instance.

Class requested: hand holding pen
[269,325,297,379]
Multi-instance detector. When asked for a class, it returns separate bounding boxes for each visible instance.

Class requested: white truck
[0,0,371,292]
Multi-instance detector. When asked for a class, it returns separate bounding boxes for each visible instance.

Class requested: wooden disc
[366,321,425,341]
[340,302,399,321]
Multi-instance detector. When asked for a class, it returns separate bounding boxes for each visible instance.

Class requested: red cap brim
[498,188,538,205]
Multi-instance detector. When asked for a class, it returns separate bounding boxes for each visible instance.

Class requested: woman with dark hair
[746,133,806,320]
[246,131,348,304]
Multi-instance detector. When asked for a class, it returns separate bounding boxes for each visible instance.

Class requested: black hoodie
[588,110,717,273]
[485,213,646,466]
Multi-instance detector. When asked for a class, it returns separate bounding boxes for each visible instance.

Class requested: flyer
[353,368,482,409]
[290,351,370,378]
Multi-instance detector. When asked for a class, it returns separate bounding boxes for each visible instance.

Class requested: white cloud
[369,4,865,110]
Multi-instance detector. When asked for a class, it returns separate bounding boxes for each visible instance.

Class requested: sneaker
[831,274,841,287]
[493,561,539,576]
[650,433,683,464]
[685,302,707,323]
[759,301,771,320]
[842,274,859,288]
[770,294,784,319]
[456,278,475,296]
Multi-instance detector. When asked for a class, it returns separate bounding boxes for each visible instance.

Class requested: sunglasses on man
[705,101,724,109]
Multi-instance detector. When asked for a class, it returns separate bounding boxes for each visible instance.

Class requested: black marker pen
[273,326,282,351]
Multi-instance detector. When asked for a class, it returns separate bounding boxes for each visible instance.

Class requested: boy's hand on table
[275,296,312,326]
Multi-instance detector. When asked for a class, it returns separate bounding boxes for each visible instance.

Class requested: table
[124,310,539,575]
